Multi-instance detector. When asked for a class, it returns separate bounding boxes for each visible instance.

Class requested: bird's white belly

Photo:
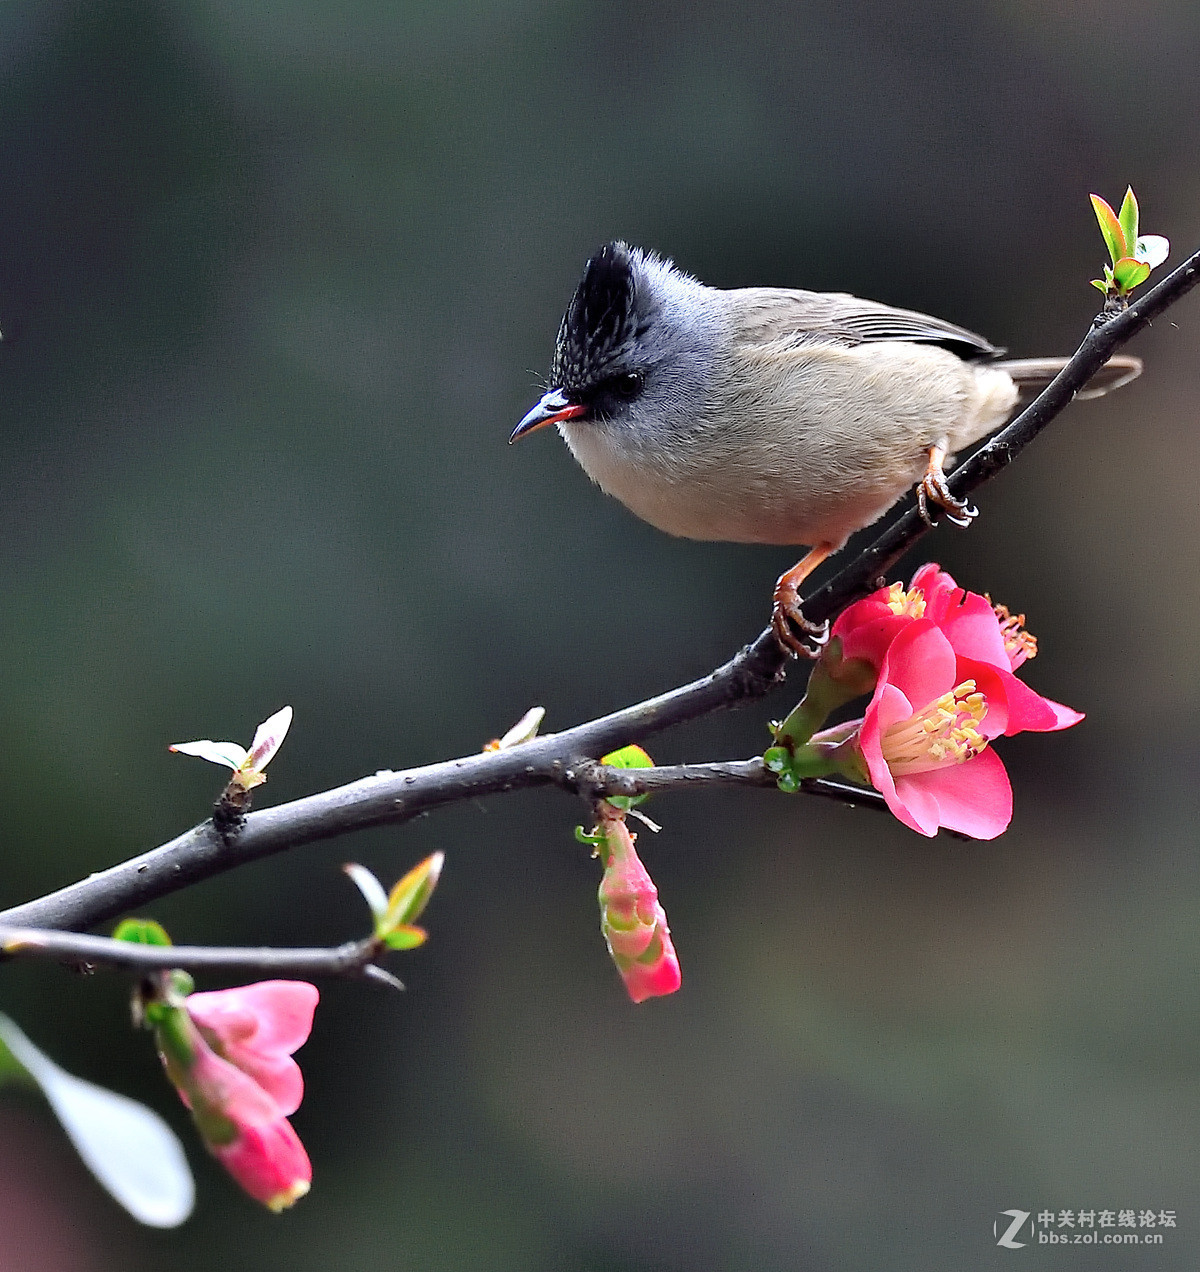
[562,419,919,548]
[560,343,1016,548]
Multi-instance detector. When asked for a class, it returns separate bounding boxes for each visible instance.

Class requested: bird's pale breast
[562,341,1017,548]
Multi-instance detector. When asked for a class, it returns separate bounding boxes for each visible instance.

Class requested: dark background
[0,1,1198,1269]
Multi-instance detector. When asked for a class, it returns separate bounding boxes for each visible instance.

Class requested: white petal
[496,706,545,749]
[247,704,293,771]
[0,1014,194,1228]
[168,740,247,770]
[343,862,389,919]
[1134,234,1170,267]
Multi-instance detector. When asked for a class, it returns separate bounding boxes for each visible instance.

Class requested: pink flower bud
[185,981,317,1117]
[597,813,681,1004]
[153,981,317,1211]
[210,1115,312,1214]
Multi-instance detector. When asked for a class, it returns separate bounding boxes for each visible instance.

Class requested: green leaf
[379,852,444,936]
[112,918,173,946]
[601,744,654,770]
[1090,278,1109,293]
[168,969,195,998]
[600,744,654,811]
[382,925,427,950]
[574,825,606,846]
[776,770,799,793]
[1114,186,1145,259]
[1112,257,1151,292]
[1118,187,1139,259]
[0,1030,33,1087]
[0,1013,194,1227]
[1090,194,1127,265]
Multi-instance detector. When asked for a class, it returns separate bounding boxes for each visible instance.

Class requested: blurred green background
[0,1,1198,1268]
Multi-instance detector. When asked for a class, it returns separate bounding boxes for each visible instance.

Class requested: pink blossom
[829,564,1082,737]
[210,1118,312,1214]
[908,563,1082,735]
[156,981,317,1211]
[186,981,317,1117]
[787,564,1083,837]
[856,623,1015,838]
[829,578,929,671]
[597,814,681,1003]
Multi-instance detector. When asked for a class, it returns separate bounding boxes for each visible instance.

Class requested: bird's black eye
[607,371,645,400]
[577,369,646,418]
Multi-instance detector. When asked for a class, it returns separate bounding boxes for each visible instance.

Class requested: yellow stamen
[992,601,1037,665]
[266,1179,311,1212]
[886,582,926,618]
[881,680,988,776]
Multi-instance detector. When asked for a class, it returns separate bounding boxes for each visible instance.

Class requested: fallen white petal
[496,706,545,749]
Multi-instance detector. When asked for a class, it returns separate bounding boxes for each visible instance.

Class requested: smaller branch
[566,758,775,800]
[569,757,891,812]
[570,760,970,835]
[796,775,892,812]
[0,926,396,984]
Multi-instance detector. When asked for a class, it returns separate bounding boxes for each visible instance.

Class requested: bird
[510,241,1141,655]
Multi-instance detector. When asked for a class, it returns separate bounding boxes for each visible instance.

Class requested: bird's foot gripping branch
[1,188,1198,1225]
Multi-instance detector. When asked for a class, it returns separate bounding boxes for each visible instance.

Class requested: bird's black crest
[550,242,640,395]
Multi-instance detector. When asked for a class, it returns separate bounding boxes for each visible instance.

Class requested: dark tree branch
[2,246,1197,936]
[566,758,777,799]
[565,758,888,808]
[0,925,403,987]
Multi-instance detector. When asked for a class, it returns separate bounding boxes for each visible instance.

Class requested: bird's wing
[728,288,1003,360]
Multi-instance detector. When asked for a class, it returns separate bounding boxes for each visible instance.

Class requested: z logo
[995,1210,1031,1249]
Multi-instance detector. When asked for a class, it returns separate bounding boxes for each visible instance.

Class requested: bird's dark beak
[509,389,587,443]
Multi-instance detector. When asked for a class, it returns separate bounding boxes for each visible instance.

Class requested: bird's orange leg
[771,542,836,659]
[916,442,978,528]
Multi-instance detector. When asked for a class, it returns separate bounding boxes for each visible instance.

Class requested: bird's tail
[996,354,1143,402]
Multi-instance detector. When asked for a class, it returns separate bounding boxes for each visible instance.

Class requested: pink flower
[597,813,681,1003]
[186,981,317,1117]
[908,563,1081,735]
[856,623,1012,838]
[156,981,317,1211]
[852,614,1086,838]
[209,1118,311,1213]
[829,578,929,671]
[782,563,1083,837]
[829,564,1082,736]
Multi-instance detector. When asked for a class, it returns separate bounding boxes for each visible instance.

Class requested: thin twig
[564,758,888,807]
[0,925,398,984]
[2,246,1197,935]
[565,758,776,799]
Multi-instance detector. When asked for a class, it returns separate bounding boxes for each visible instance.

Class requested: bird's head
[510,241,717,445]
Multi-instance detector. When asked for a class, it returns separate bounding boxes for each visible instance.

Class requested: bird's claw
[769,543,836,659]
[771,590,830,660]
[917,445,978,529]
